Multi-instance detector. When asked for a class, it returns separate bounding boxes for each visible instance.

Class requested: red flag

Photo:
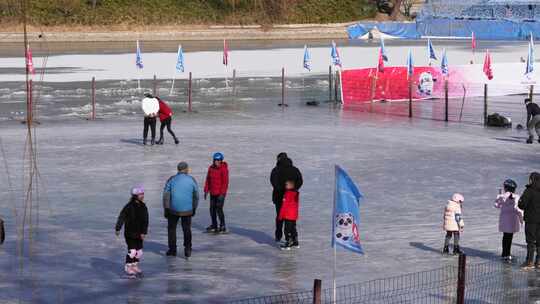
[26,44,35,75]
[223,39,229,66]
[377,48,385,73]
[471,32,476,50]
[483,50,493,80]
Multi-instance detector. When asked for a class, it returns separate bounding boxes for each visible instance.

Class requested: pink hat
[131,185,144,196]
[452,193,464,203]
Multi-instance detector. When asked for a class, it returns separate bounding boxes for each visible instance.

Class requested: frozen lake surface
[0,101,539,303]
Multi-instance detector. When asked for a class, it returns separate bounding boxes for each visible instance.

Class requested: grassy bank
[0,0,376,27]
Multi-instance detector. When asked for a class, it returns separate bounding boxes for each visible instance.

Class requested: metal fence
[229,250,539,304]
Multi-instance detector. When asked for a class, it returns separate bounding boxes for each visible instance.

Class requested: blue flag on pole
[331,41,342,68]
[380,37,388,62]
[332,165,364,254]
[441,49,449,76]
[407,49,414,77]
[136,40,143,69]
[428,38,437,61]
[526,33,535,76]
[303,45,312,71]
[176,45,184,73]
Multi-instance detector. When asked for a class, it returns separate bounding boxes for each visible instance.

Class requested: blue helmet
[213,152,224,161]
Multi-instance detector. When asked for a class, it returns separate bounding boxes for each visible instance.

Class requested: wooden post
[153,74,157,96]
[444,79,449,122]
[188,72,192,113]
[334,71,339,102]
[483,84,488,126]
[28,79,33,125]
[281,67,286,106]
[456,254,467,304]
[91,77,96,120]
[312,279,322,304]
[329,65,333,103]
[530,85,534,102]
[232,69,236,97]
[408,78,413,118]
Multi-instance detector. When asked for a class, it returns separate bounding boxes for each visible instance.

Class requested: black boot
[442,245,449,255]
[166,250,176,256]
[527,137,534,144]
[173,136,179,145]
[143,138,147,145]
[156,138,164,145]
[453,246,464,255]
[151,138,155,146]
[184,247,192,258]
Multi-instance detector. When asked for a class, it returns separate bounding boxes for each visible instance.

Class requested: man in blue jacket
[163,162,199,258]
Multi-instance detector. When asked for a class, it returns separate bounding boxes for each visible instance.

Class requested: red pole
[91,77,96,120]
[188,72,192,113]
[408,77,412,118]
[312,279,322,304]
[281,67,285,106]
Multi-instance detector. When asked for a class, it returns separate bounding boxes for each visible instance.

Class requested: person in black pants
[142,93,159,145]
[270,152,303,243]
[518,172,540,269]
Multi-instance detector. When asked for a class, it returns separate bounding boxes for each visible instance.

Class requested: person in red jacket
[204,152,229,233]
[156,96,179,145]
[279,180,299,250]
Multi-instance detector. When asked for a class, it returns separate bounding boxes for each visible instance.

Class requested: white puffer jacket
[443,200,464,232]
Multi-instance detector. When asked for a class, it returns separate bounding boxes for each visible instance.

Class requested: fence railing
[229,250,536,304]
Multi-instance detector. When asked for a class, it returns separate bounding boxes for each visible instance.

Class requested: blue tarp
[347,22,419,39]
[347,19,540,40]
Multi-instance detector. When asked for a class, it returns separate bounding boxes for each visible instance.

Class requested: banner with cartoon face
[332,165,364,254]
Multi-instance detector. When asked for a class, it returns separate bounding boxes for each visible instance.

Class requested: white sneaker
[124,263,136,275]
[132,263,142,274]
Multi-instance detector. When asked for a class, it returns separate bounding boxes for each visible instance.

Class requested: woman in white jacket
[443,193,465,255]
[494,179,523,261]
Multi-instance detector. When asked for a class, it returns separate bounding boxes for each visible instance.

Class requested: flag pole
[169,70,176,96]
[332,165,337,303]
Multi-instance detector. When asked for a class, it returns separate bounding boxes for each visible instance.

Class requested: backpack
[487,113,512,128]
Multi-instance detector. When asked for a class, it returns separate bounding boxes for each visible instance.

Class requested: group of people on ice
[443,172,540,271]
[140,93,179,146]
[114,150,304,276]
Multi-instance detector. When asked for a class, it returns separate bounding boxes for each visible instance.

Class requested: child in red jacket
[204,152,229,233]
[279,180,299,250]
[156,96,179,145]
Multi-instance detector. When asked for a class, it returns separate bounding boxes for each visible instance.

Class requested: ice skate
[218,226,228,234]
[280,241,292,251]
[173,137,180,145]
[132,263,142,275]
[184,247,192,259]
[205,226,217,233]
[453,246,464,255]
[150,138,155,145]
[521,261,535,271]
[166,250,176,257]
[442,245,449,255]
[143,139,147,146]
[124,264,136,277]
[291,241,300,249]
[156,138,164,145]
[527,137,533,144]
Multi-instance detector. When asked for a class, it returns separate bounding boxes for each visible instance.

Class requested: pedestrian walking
[204,152,229,234]
[156,96,179,145]
[518,172,540,270]
[494,179,523,261]
[163,162,199,258]
[270,152,303,244]
[115,186,149,277]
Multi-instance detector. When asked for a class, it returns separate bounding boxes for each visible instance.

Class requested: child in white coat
[443,193,465,255]
[494,179,523,261]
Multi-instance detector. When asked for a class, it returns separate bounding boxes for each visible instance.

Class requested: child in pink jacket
[443,193,465,255]
[494,179,523,261]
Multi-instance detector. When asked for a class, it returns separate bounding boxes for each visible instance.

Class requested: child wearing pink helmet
[442,193,465,255]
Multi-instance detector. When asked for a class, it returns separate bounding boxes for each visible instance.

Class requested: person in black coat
[525,98,540,144]
[518,172,540,269]
[270,152,303,243]
[115,186,149,276]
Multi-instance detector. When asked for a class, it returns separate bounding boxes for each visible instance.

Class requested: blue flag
[331,41,342,68]
[441,49,449,76]
[428,38,437,61]
[407,49,414,77]
[380,37,388,62]
[176,45,184,73]
[526,33,534,76]
[303,45,312,71]
[332,165,364,254]
[136,40,143,69]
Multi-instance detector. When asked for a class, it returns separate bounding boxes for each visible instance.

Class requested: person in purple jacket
[494,179,523,262]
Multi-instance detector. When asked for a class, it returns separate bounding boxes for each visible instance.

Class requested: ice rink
[0,100,539,303]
